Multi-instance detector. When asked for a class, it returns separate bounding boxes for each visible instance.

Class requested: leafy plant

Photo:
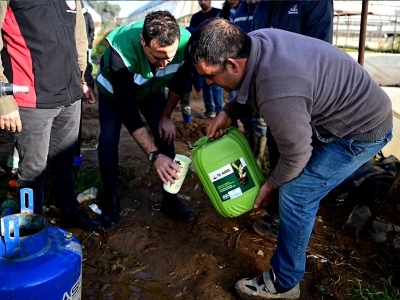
[346,279,400,300]
[91,28,112,63]
[118,169,138,189]
[75,168,104,195]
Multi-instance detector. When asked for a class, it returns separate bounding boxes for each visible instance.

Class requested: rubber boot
[182,106,192,124]
[102,196,121,229]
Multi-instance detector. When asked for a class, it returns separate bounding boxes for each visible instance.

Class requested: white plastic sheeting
[347,52,400,86]
[381,87,400,157]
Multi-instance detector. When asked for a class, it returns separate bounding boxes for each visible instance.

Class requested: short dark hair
[185,18,251,68]
[142,10,180,47]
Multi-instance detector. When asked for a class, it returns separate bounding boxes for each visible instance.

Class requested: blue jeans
[198,76,223,113]
[98,92,175,199]
[271,130,393,290]
[228,90,238,101]
[15,102,81,215]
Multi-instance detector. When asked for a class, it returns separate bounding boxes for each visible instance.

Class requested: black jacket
[84,11,95,49]
[0,0,84,109]
[252,1,334,43]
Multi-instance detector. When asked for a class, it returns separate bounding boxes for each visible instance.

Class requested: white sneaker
[235,270,300,299]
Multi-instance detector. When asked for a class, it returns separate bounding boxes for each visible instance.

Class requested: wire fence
[334,14,400,52]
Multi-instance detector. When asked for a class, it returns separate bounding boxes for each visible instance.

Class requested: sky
[107,1,151,18]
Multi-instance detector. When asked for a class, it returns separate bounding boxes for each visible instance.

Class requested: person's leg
[211,83,223,114]
[48,101,81,214]
[139,93,195,222]
[228,90,238,101]
[180,92,192,124]
[98,91,123,228]
[98,92,122,198]
[15,107,57,214]
[49,100,103,231]
[253,113,267,167]
[240,112,255,151]
[199,76,215,117]
[237,131,392,298]
[271,132,392,290]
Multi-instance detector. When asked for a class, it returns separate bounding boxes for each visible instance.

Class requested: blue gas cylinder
[0,189,82,300]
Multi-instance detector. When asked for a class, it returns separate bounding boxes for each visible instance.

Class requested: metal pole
[392,15,398,53]
[335,13,340,46]
[358,0,369,66]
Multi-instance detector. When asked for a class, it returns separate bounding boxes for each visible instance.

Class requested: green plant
[75,169,104,195]
[346,279,400,300]
[91,28,112,63]
[118,169,139,189]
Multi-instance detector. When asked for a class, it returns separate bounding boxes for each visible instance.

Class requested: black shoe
[161,196,195,222]
[101,196,121,229]
[60,209,104,231]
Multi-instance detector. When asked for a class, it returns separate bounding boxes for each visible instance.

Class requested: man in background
[190,0,223,119]
[82,2,95,89]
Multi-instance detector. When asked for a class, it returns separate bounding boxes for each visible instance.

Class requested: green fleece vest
[96,20,190,98]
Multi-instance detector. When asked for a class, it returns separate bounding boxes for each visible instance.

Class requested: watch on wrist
[148,150,161,163]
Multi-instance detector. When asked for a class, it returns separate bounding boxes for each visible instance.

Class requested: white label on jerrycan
[163,154,192,194]
[208,157,255,202]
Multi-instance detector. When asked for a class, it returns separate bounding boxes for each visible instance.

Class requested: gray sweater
[224,29,392,189]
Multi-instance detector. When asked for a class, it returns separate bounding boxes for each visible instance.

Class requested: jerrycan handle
[193,127,235,149]
[1,215,20,258]
[20,188,34,214]
[193,135,210,149]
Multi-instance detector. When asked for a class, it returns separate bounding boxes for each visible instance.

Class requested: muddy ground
[0,91,399,300]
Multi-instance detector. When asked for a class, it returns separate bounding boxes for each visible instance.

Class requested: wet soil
[0,91,399,300]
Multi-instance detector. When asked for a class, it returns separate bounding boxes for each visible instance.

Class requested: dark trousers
[15,102,81,214]
[98,92,176,200]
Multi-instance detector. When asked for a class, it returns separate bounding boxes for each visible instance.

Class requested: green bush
[91,28,112,64]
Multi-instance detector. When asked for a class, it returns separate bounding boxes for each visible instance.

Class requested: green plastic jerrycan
[191,127,265,218]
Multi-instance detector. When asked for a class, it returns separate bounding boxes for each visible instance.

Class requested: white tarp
[381,87,400,157]
[347,52,400,86]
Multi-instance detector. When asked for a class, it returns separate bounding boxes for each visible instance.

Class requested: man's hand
[82,83,96,104]
[0,110,22,132]
[153,154,180,184]
[207,111,232,140]
[253,182,277,209]
[159,116,175,144]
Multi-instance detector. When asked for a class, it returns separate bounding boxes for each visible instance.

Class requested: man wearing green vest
[96,11,195,229]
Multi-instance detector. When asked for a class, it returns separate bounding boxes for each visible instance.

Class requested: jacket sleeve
[75,0,88,78]
[0,0,18,116]
[302,1,334,43]
[110,48,145,135]
[87,13,95,49]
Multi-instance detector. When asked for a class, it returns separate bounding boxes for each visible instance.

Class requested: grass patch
[346,279,400,300]
[118,169,139,189]
[75,168,104,195]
